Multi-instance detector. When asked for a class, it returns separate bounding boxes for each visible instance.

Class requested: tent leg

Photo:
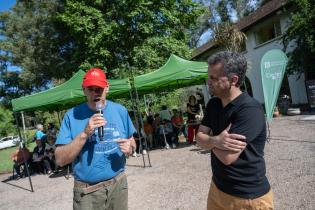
[14,113,34,192]
[20,111,27,142]
[129,89,146,167]
[134,84,152,167]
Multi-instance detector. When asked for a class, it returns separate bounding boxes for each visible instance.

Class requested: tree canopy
[283,0,315,79]
[0,0,205,108]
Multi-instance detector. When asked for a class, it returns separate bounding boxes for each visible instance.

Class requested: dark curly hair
[207,51,247,87]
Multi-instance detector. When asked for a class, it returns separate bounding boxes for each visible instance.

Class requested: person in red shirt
[11,144,31,179]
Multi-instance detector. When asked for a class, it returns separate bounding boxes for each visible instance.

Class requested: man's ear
[104,86,109,93]
[230,75,239,86]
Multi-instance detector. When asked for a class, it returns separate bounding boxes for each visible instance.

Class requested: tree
[213,22,247,52]
[283,0,315,79]
[192,0,260,47]
[0,105,15,136]
[0,0,70,90]
[56,0,204,77]
[0,0,204,107]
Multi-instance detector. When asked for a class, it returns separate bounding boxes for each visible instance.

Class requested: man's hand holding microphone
[82,100,133,156]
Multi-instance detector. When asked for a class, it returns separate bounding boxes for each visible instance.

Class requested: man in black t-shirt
[196,51,273,210]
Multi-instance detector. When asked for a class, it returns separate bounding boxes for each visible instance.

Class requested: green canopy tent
[11,70,130,112]
[11,55,208,169]
[134,54,208,95]
[12,55,208,113]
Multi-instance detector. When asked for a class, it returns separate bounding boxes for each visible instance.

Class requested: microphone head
[96,100,104,110]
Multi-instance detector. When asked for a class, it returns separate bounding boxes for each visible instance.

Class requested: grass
[0,142,36,174]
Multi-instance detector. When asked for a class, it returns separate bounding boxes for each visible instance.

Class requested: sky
[0,0,16,11]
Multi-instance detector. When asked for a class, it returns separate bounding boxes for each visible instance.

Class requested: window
[255,19,281,45]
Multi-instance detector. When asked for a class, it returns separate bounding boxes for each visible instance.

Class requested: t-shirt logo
[94,123,121,154]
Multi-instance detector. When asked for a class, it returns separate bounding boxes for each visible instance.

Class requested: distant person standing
[197,51,273,210]
[55,68,135,210]
[186,95,200,144]
[35,124,46,142]
[196,90,205,110]
[159,105,172,121]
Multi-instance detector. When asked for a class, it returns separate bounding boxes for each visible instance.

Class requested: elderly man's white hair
[36,124,43,130]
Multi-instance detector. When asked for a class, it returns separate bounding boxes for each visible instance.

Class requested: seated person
[31,138,53,174]
[11,144,31,179]
[44,133,57,173]
[152,114,161,148]
[159,119,175,149]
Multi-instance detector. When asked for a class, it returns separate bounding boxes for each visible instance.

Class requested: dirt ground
[0,114,314,210]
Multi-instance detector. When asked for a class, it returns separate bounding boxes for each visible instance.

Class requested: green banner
[260,49,288,121]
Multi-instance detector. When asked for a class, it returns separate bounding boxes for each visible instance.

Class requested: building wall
[243,13,308,104]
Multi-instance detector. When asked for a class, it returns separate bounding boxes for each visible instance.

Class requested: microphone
[95,100,104,138]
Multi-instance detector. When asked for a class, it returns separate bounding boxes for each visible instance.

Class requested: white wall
[243,13,308,105]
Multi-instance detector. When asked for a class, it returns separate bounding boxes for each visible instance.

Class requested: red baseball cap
[82,68,109,88]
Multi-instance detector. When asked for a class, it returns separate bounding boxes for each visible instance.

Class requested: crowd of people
[11,123,58,179]
[131,95,204,156]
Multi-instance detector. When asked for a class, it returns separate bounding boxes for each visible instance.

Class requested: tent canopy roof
[135,54,208,94]
[11,55,208,112]
[11,70,129,112]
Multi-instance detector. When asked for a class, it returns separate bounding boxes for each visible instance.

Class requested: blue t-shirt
[35,130,46,141]
[56,100,135,183]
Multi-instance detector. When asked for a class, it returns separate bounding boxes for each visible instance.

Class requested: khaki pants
[207,181,274,210]
[73,174,128,210]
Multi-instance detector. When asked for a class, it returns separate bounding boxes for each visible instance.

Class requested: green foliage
[34,111,61,130]
[23,129,36,145]
[0,0,69,90]
[56,0,204,78]
[283,0,315,78]
[116,88,190,116]
[213,22,247,52]
[0,105,15,137]
[1,0,204,107]
[192,0,260,46]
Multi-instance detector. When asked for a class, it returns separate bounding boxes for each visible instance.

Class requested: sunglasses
[86,87,104,93]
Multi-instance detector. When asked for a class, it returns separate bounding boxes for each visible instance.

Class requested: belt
[74,172,126,194]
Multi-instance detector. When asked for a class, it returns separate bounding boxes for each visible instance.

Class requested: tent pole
[134,83,152,167]
[14,113,34,192]
[129,88,146,167]
[143,95,148,116]
[20,111,27,142]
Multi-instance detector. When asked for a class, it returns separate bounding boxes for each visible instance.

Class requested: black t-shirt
[201,93,270,199]
[187,103,200,121]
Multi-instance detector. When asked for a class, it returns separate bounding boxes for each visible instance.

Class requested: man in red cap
[55,68,136,210]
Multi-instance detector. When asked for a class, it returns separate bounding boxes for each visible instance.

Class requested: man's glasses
[86,87,104,93]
